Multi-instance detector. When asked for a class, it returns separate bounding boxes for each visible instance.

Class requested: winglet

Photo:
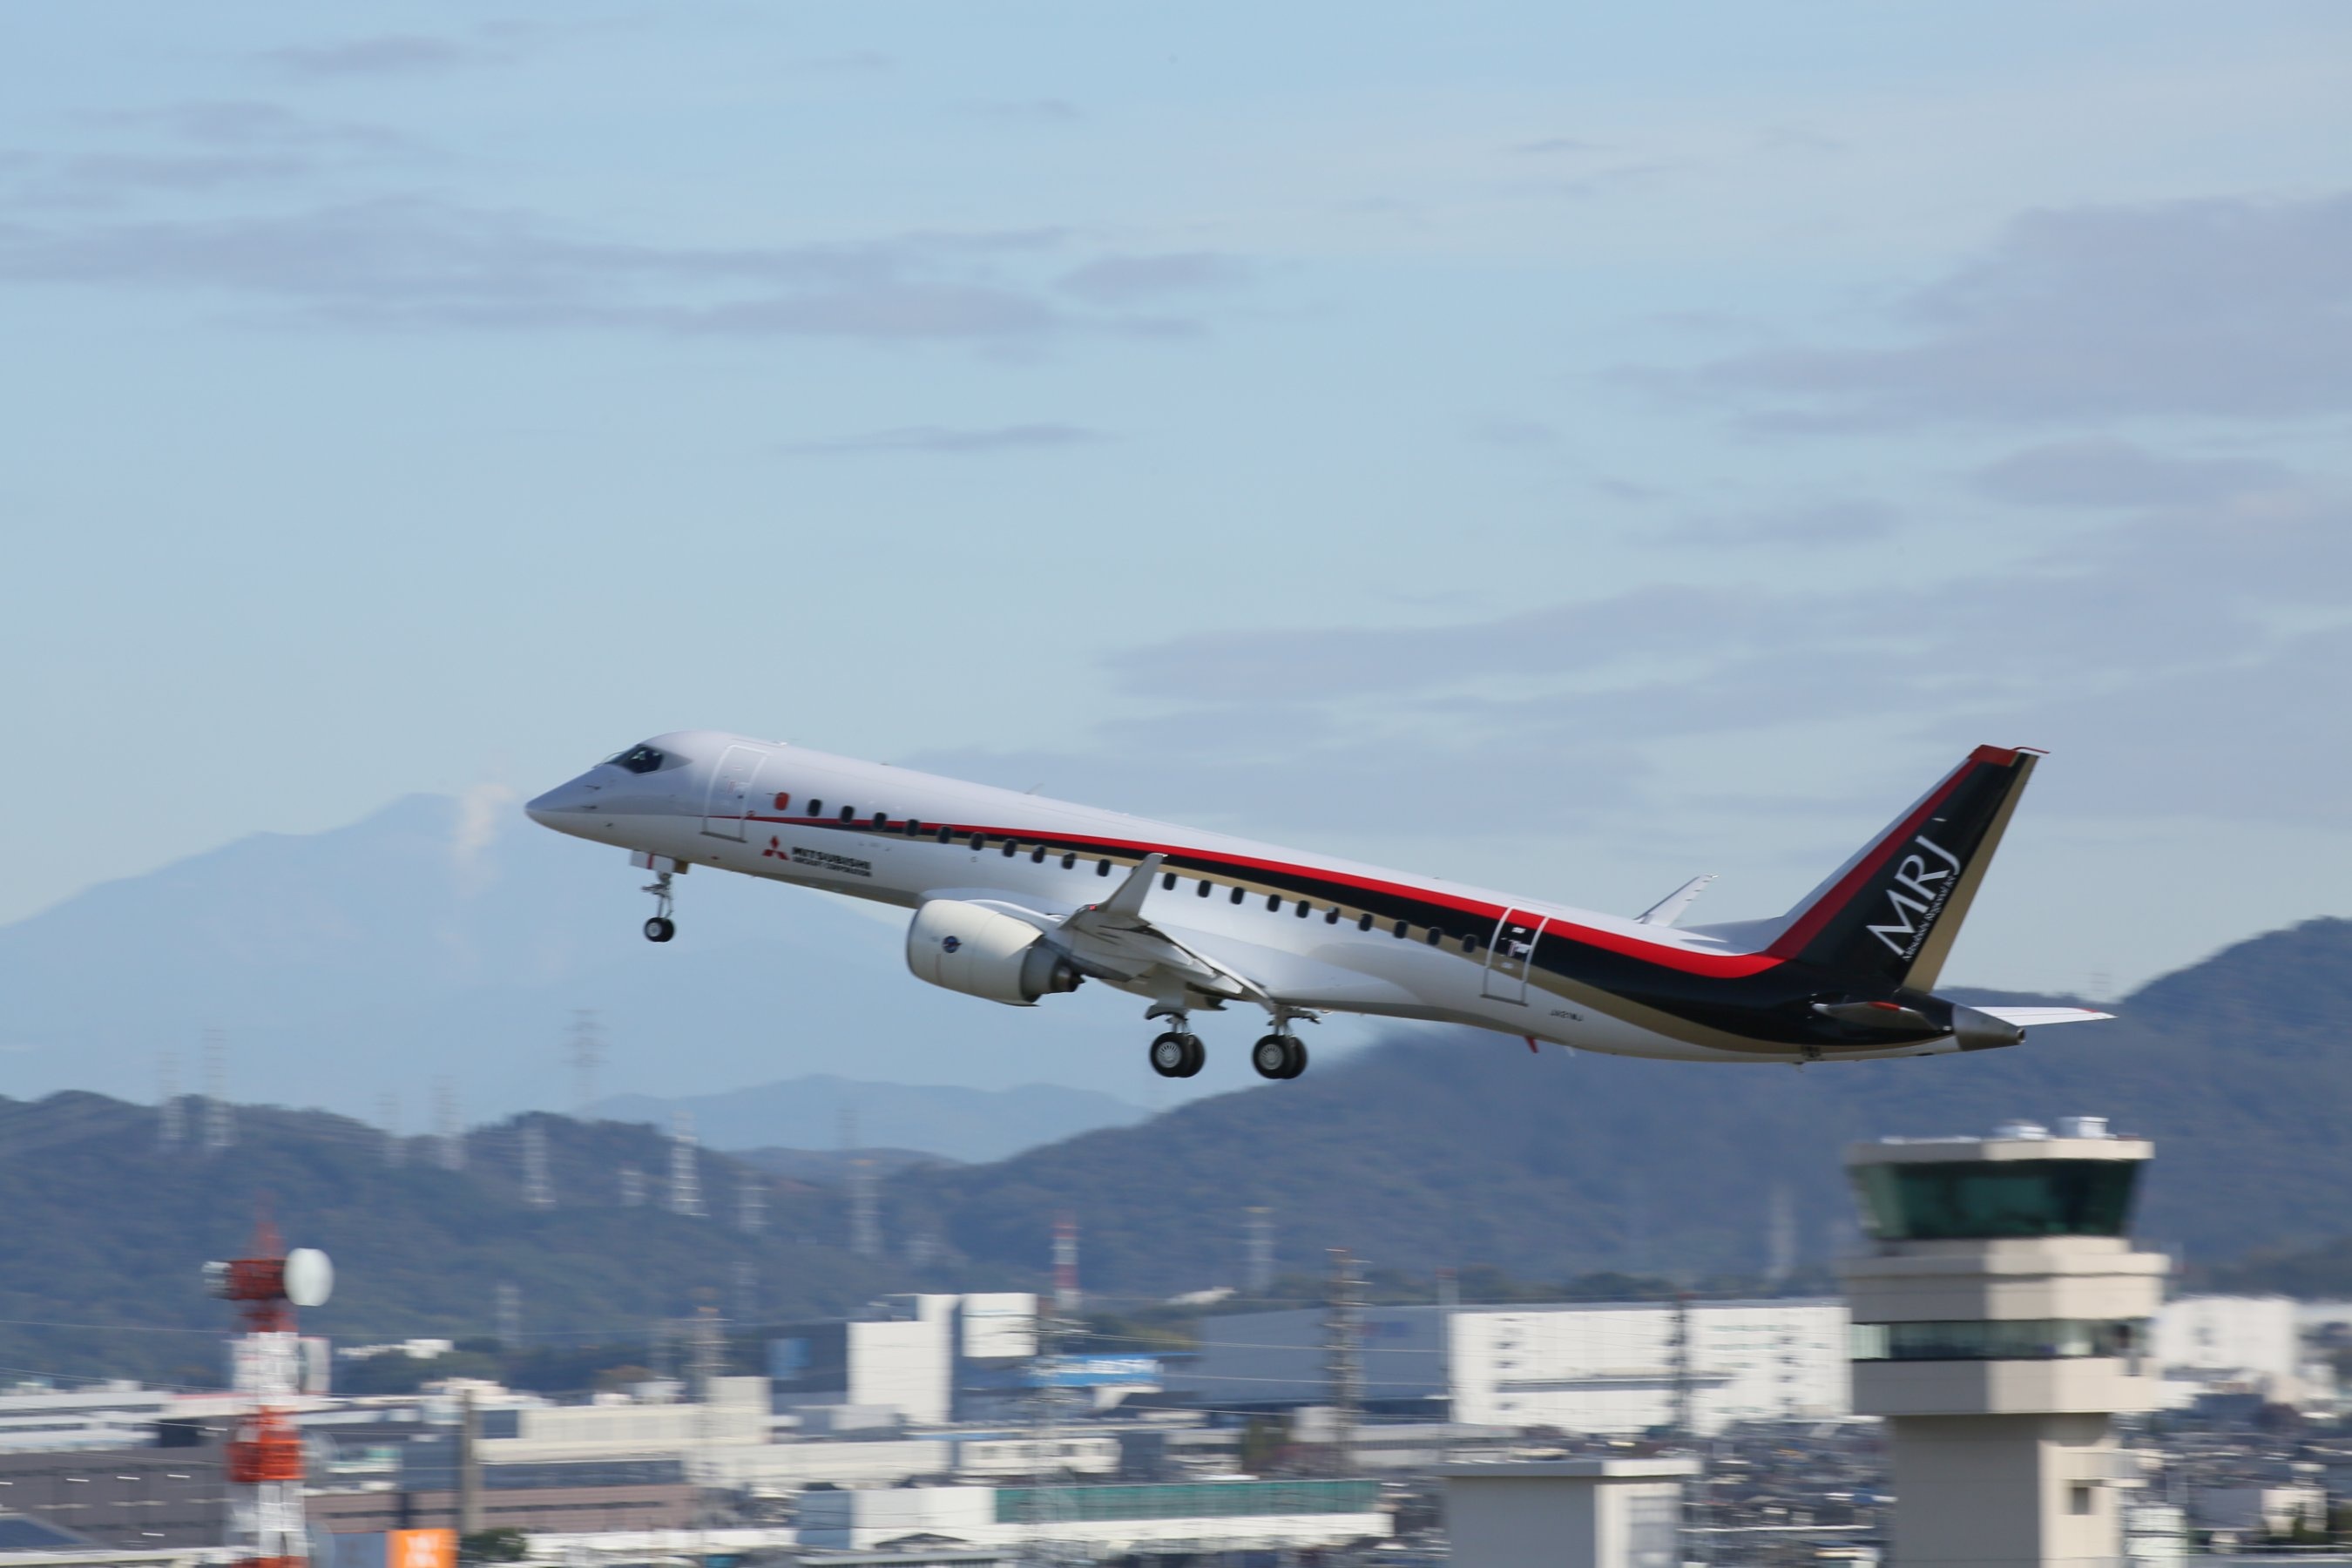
[1637,875,1716,927]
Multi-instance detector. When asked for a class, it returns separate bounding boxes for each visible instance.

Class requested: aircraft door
[1481,909,1549,1004]
[701,744,767,841]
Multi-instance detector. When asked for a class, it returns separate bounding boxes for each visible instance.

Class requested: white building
[2153,1295,2302,1405]
[795,1478,1388,1556]
[1169,1298,1847,1435]
[1450,1300,1848,1434]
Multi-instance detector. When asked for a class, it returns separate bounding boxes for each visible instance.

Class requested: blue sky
[5,2,2349,1000]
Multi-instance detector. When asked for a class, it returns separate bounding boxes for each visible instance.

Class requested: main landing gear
[1251,1033,1308,1080]
[1149,1030,1206,1079]
[643,869,678,943]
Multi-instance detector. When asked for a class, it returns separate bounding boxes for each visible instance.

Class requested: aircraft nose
[525,775,598,827]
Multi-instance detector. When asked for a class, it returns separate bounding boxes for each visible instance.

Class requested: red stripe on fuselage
[738,814,1780,979]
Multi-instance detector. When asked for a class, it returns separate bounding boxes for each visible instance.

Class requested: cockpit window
[606,745,669,775]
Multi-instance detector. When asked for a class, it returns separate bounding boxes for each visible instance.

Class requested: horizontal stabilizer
[1974,1006,2114,1028]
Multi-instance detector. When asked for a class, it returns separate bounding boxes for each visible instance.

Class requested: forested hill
[0,1096,930,1387]
[5,917,2349,1387]
[880,917,2352,1294]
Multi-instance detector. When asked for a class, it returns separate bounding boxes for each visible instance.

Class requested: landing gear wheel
[1253,1033,1306,1080]
[644,916,676,943]
[1180,1033,1206,1078]
[1151,1031,1190,1078]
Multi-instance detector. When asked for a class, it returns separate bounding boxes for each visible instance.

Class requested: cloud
[1970,437,2292,508]
[1058,252,1247,304]
[1080,483,2352,828]
[100,101,411,154]
[776,423,1108,456]
[1658,498,1900,547]
[0,199,1231,344]
[262,35,490,78]
[450,781,516,896]
[1664,192,2352,425]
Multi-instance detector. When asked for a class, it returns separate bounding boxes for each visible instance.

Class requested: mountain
[590,1076,1147,1162]
[878,918,2352,1295]
[0,794,1265,1128]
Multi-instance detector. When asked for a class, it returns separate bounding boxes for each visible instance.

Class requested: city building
[767,1294,1042,1427]
[2153,1295,2304,1406]
[1167,1297,1848,1433]
[794,1478,1389,1556]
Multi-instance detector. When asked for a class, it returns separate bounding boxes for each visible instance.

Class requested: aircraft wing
[1973,1006,2115,1028]
[1052,854,1273,1003]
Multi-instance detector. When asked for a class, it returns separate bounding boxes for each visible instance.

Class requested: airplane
[524,733,2109,1080]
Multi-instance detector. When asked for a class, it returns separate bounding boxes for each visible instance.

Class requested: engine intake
[905,899,1083,1007]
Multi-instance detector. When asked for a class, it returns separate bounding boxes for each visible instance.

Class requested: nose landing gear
[643,869,678,943]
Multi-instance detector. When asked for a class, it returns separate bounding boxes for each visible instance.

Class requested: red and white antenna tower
[206,1219,332,1568]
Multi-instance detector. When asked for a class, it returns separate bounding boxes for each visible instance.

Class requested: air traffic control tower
[1839,1118,2166,1567]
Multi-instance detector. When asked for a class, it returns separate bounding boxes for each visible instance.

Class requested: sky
[4,2,2350,1002]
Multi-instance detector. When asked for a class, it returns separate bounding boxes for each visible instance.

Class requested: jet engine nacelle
[905,899,1084,1007]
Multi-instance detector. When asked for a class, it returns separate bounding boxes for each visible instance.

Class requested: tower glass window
[1850,1159,2141,1241]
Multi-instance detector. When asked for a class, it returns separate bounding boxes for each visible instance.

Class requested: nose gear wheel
[642,870,678,942]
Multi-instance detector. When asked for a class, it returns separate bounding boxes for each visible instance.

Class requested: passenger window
[1426,929,1443,946]
[905,818,922,835]
[1230,886,1245,904]
[937,824,953,844]
[1461,935,1477,952]
[773,792,792,812]
[1358,912,1375,931]
[969,832,985,849]
[809,800,823,817]
[1098,859,1112,876]
[1032,845,1047,863]
[1061,852,1077,869]
[1295,902,1310,918]
[1325,908,1341,924]
[1198,881,1213,897]
[871,812,888,828]
[839,806,855,822]
[1161,872,1178,891]
[1393,919,1409,938]
[1002,841,1017,857]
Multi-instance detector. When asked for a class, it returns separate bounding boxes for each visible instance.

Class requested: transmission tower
[521,1123,554,1210]
[736,1171,765,1234]
[495,1282,522,1350]
[434,1079,464,1172]
[201,1029,233,1153]
[619,1163,646,1206]
[157,1053,183,1151]
[668,1111,705,1218]
[842,1105,879,1257]
[1670,1289,1695,1441]
[1053,1212,1081,1316]
[688,1303,724,1402]
[567,1010,605,1116]
[376,1092,402,1166]
[1765,1184,1796,1289]
[1325,1247,1362,1477]
[732,1260,759,1328]
[1243,1206,1274,1294]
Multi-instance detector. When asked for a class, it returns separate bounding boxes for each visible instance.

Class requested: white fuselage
[527,730,1987,1067]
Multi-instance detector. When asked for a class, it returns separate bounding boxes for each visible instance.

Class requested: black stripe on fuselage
[746,814,1891,1051]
